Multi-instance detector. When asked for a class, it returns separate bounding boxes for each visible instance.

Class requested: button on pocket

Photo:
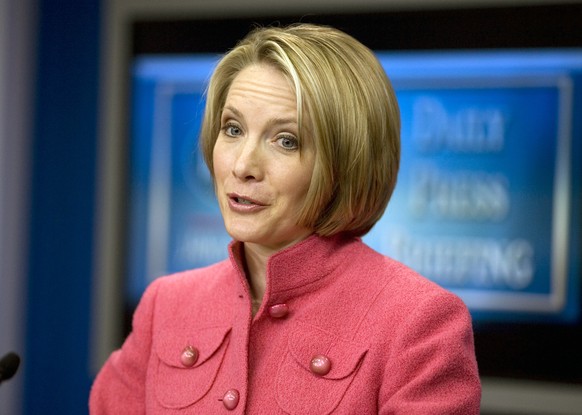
[276,322,368,415]
[180,345,199,367]
[154,326,231,409]
[310,354,331,376]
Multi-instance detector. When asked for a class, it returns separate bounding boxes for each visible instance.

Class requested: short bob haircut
[201,23,400,237]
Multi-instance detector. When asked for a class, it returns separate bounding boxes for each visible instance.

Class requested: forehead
[224,64,297,111]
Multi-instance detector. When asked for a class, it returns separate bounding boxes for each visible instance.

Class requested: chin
[224,226,266,245]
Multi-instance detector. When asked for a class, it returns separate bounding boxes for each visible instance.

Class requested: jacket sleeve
[379,291,482,414]
[89,278,162,414]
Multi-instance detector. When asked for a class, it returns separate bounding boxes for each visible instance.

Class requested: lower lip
[227,197,267,213]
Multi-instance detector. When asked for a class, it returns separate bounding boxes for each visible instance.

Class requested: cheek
[289,163,314,203]
[212,143,228,181]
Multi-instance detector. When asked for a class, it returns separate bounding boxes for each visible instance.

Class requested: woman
[90,24,481,414]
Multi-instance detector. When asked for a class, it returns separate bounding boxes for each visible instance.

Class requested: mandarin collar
[228,233,356,299]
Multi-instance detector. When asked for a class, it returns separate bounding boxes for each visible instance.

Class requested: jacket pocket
[153,325,231,409]
[276,322,368,415]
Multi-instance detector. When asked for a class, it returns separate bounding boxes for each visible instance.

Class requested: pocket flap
[153,325,231,409]
[288,323,367,380]
[155,325,231,368]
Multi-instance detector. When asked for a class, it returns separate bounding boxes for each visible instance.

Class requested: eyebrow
[222,105,299,129]
[221,105,243,119]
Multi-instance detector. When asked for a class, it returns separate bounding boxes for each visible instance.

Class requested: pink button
[310,354,331,376]
[268,303,289,319]
[180,346,199,367]
[222,389,240,410]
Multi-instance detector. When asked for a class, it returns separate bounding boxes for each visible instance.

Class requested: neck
[242,243,270,303]
[241,233,315,307]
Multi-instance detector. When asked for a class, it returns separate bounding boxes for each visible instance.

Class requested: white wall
[0,0,34,413]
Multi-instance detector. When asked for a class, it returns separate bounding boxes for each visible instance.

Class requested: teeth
[237,198,254,205]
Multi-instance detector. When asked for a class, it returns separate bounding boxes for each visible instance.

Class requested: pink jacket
[90,234,481,414]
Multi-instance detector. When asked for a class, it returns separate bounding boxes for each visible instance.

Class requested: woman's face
[213,64,316,253]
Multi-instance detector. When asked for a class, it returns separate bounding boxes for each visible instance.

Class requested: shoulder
[345,238,450,299]
[136,259,235,324]
[341,239,472,338]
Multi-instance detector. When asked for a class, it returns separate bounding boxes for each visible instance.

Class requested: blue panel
[128,51,582,324]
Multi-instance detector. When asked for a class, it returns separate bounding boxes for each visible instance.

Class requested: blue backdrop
[128,52,582,324]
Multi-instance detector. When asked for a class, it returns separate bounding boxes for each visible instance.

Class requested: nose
[232,137,263,181]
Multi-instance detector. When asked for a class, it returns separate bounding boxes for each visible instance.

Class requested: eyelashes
[222,122,242,137]
[220,121,299,152]
[277,135,299,151]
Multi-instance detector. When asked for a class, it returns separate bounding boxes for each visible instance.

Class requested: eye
[277,135,299,151]
[223,122,243,137]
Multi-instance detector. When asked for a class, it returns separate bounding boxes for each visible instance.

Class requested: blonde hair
[201,24,400,237]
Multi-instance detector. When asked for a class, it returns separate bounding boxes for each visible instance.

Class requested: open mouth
[228,193,264,207]
[235,197,255,205]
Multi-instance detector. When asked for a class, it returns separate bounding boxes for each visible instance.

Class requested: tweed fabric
[90,234,481,414]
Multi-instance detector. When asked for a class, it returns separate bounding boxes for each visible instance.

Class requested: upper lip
[227,192,266,206]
